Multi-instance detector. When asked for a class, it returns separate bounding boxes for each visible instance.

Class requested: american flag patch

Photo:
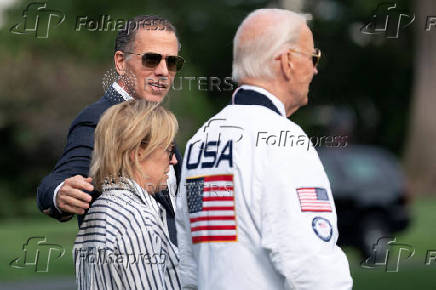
[296,187,332,212]
[186,174,237,243]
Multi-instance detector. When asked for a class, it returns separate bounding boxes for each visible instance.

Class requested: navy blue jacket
[37,88,181,244]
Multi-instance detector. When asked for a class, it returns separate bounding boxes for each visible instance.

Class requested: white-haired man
[176,9,353,289]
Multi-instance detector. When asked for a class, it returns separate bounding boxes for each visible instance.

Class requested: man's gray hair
[232,9,307,83]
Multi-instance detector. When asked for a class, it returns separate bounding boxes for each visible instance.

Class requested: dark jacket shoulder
[68,90,123,134]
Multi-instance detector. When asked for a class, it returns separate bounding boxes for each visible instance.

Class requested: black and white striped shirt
[73,178,181,290]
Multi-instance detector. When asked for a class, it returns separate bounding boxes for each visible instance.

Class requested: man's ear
[114,51,126,75]
[280,52,293,81]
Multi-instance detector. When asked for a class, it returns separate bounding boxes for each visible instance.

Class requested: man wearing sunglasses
[176,9,352,289]
[37,15,183,245]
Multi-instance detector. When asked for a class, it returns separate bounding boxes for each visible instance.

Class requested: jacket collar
[231,86,285,117]
[103,84,128,105]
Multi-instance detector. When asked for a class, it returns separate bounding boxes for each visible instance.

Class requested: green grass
[346,196,436,290]
[0,217,77,281]
[0,197,435,289]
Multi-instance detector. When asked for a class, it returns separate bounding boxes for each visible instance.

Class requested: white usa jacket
[176,86,353,290]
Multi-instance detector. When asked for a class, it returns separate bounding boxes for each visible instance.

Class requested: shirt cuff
[53,181,65,213]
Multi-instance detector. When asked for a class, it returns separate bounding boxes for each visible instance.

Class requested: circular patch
[312,217,333,242]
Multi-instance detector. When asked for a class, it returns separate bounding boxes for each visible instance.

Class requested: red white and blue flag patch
[296,187,332,212]
[186,174,237,243]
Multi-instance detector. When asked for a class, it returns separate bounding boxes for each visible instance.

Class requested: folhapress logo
[361,2,415,38]
[9,236,65,272]
[10,2,65,39]
[361,237,415,272]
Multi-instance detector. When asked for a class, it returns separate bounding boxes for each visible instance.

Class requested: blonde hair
[90,99,178,191]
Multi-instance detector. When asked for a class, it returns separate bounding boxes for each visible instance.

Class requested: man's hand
[56,175,94,214]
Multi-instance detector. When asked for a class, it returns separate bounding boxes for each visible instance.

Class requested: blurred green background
[0,0,435,289]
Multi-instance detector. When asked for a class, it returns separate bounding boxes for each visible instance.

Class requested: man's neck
[239,79,297,117]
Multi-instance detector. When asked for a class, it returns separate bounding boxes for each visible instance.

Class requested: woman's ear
[129,149,137,163]
[135,146,147,161]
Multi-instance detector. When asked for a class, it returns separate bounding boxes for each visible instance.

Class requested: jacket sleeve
[36,120,96,221]
[258,146,353,290]
[175,166,198,289]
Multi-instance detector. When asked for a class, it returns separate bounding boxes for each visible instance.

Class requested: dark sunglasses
[124,52,184,72]
[288,48,321,67]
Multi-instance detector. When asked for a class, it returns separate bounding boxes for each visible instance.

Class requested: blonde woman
[73,100,180,289]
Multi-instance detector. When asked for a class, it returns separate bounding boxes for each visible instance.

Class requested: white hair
[232,9,307,83]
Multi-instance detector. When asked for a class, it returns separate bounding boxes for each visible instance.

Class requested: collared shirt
[73,178,181,290]
[111,82,133,101]
[233,84,286,117]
